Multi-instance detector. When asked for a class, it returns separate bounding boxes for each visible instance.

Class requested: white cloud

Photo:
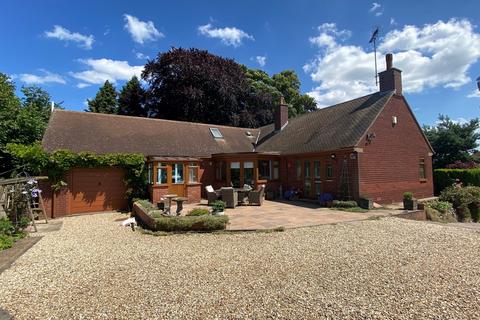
[309,23,351,49]
[198,23,254,47]
[369,2,381,12]
[134,51,150,60]
[71,58,143,84]
[76,83,90,89]
[375,11,383,17]
[44,25,94,49]
[15,70,66,85]
[467,90,480,98]
[304,19,480,107]
[255,56,267,67]
[390,17,397,26]
[123,14,163,44]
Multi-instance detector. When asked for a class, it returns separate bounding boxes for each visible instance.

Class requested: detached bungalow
[41,54,433,217]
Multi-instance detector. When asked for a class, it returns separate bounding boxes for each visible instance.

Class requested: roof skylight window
[209,128,223,139]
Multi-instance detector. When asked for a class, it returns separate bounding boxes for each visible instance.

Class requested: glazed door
[303,160,312,198]
[168,163,185,196]
[313,160,322,199]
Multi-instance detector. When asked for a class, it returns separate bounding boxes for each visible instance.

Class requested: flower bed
[132,200,228,232]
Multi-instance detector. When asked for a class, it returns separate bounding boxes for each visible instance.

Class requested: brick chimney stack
[275,96,289,131]
[379,53,402,95]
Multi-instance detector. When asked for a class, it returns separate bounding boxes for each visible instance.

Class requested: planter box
[358,198,373,210]
[403,199,418,211]
[132,202,156,230]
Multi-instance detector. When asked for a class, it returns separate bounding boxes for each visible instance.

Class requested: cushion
[205,185,214,193]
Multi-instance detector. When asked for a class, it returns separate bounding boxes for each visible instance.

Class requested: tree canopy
[142,47,316,127]
[118,76,147,117]
[423,114,480,168]
[0,74,59,174]
[86,80,118,114]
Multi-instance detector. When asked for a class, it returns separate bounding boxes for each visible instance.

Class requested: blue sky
[1,0,479,126]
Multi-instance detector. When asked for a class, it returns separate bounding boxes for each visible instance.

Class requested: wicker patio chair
[248,184,265,206]
[205,185,220,205]
[221,187,237,209]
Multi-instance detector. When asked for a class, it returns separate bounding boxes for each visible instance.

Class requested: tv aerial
[369,27,380,87]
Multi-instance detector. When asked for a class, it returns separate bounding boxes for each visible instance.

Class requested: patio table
[234,188,252,205]
[173,197,188,215]
[163,194,178,215]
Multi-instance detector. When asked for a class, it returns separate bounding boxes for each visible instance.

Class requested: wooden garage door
[70,168,127,214]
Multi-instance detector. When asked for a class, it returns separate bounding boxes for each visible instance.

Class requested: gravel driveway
[0,213,479,319]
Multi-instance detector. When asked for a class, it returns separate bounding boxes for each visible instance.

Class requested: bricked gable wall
[357,95,433,203]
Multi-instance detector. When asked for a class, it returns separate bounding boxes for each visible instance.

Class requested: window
[147,163,153,184]
[215,161,226,181]
[171,163,184,184]
[244,162,254,186]
[304,160,311,178]
[419,158,426,179]
[156,163,167,184]
[272,160,280,180]
[209,128,223,139]
[295,160,302,180]
[326,163,333,179]
[230,162,241,187]
[188,163,199,183]
[258,160,271,180]
[314,160,321,179]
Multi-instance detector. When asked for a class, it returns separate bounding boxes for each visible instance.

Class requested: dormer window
[209,128,223,139]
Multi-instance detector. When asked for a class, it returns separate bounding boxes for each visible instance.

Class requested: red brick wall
[281,150,359,200]
[358,95,433,203]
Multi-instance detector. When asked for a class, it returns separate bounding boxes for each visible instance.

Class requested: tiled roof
[256,91,394,154]
[42,91,394,157]
[42,110,259,157]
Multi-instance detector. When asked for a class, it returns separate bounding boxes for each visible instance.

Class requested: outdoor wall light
[330,153,336,159]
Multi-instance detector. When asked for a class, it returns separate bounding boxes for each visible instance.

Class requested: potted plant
[358,196,373,210]
[212,200,226,216]
[403,192,418,210]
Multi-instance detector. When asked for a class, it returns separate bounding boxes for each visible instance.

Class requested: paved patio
[183,200,397,230]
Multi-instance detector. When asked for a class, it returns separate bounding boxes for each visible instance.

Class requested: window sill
[187,182,201,186]
[419,179,427,183]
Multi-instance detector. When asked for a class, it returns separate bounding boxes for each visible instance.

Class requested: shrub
[434,168,480,194]
[136,199,155,212]
[403,192,413,200]
[425,207,457,223]
[187,208,210,216]
[153,215,229,232]
[0,218,14,236]
[149,210,165,219]
[332,200,358,208]
[425,200,453,214]
[0,234,14,250]
[439,186,480,222]
[212,200,226,213]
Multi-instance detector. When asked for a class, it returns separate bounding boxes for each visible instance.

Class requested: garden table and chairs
[172,197,188,215]
[162,194,178,215]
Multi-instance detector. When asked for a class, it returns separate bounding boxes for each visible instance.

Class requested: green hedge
[332,200,358,208]
[434,169,480,194]
[153,215,229,232]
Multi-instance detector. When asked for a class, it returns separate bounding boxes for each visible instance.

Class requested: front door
[167,163,185,196]
[303,160,312,198]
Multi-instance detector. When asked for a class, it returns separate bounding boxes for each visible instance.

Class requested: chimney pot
[379,53,402,95]
[386,53,393,70]
[275,96,289,131]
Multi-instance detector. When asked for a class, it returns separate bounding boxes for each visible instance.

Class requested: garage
[70,168,127,214]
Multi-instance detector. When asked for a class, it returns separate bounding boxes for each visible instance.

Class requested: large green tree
[142,48,316,127]
[86,80,118,114]
[143,48,248,126]
[0,74,58,174]
[423,114,480,168]
[118,76,147,117]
